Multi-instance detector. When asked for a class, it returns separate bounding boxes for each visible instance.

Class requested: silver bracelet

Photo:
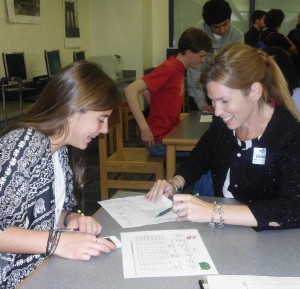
[208,202,217,228]
[169,175,185,193]
[168,179,179,194]
[217,203,224,228]
[208,202,224,228]
[172,175,185,188]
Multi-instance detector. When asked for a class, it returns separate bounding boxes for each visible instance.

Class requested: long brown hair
[201,42,300,121]
[3,60,122,195]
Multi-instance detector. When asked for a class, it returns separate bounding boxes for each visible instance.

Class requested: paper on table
[121,229,218,278]
[98,195,177,228]
[200,114,213,122]
[207,275,300,289]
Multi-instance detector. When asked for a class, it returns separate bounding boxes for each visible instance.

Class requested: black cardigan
[176,106,300,230]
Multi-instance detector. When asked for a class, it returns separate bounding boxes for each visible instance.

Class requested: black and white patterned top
[0,128,77,288]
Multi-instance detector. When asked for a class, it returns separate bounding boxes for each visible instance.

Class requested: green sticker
[199,262,211,270]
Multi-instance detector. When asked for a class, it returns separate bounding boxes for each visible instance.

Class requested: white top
[292,87,300,112]
[52,151,66,228]
[222,133,261,198]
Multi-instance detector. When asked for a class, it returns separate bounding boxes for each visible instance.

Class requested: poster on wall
[64,0,82,48]
[6,0,41,24]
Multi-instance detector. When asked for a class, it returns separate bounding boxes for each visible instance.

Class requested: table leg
[166,145,176,179]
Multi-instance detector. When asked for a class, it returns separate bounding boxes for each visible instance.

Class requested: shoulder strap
[262,31,277,42]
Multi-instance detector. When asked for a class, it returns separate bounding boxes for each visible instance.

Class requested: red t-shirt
[142,55,185,142]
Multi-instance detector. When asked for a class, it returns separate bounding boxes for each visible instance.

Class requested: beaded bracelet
[217,203,224,228]
[208,202,224,228]
[208,202,217,228]
[45,229,62,258]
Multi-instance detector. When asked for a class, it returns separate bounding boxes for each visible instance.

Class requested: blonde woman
[147,43,300,231]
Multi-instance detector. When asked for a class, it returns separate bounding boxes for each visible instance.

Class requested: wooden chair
[120,89,139,142]
[98,106,165,200]
[121,102,135,141]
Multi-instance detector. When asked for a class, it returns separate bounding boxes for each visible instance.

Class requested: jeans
[148,142,190,157]
[192,170,214,197]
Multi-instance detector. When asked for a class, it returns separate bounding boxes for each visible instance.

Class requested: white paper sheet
[207,275,300,289]
[121,229,218,278]
[99,195,177,228]
[200,115,213,122]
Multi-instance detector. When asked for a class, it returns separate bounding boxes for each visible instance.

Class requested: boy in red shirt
[124,27,211,156]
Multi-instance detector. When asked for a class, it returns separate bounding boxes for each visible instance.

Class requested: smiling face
[206,81,260,130]
[65,109,113,150]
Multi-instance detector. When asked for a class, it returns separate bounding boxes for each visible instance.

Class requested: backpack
[255,31,276,49]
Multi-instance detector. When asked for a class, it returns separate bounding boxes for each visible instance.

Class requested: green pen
[155,192,200,218]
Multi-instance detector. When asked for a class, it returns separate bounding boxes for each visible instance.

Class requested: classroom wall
[0,0,91,79]
[89,0,169,78]
[0,0,168,80]
[152,0,168,67]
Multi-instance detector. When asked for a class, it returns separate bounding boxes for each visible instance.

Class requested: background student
[287,12,300,76]
[124,27,212,156]
[264,46,300,111]
[244,10,267,46]
[146,43,300,231]
[259,9,297,55]
[0,61,121,288]
[187,0,244,112]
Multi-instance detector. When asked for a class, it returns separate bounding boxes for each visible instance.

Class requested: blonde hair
[201,42,300,120]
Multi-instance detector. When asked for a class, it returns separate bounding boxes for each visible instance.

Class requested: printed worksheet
[121,229,218,278]
[99,195,177,228]
[207,275,300,289]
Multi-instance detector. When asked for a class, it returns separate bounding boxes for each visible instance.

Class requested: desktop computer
[89,54,123,80]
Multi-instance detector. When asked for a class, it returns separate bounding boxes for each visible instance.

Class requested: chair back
[98,106,165,200]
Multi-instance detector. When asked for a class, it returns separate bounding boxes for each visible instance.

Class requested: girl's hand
[55,232,116,260]
[67,214,102,236]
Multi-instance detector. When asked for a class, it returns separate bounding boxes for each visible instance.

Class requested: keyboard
[2,84,35,92]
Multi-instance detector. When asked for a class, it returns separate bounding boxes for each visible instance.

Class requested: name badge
[252,147,266,165]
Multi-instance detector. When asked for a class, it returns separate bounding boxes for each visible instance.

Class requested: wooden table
[162,111,211,179]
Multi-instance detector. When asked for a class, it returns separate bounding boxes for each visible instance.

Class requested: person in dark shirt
[146,43,300,231]
[287,12,300,75]
[244,10,266,46]
[264,46,300,111]
[260,9,297,55]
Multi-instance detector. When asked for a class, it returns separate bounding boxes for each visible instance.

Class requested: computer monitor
[73,51,85,62]
[2,52,28,80]
[44,50,62,77]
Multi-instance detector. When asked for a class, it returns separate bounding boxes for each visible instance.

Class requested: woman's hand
[55,232,116,260]
[66,214,102,236]
[172,194,213,222]
[145,179,176,202]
